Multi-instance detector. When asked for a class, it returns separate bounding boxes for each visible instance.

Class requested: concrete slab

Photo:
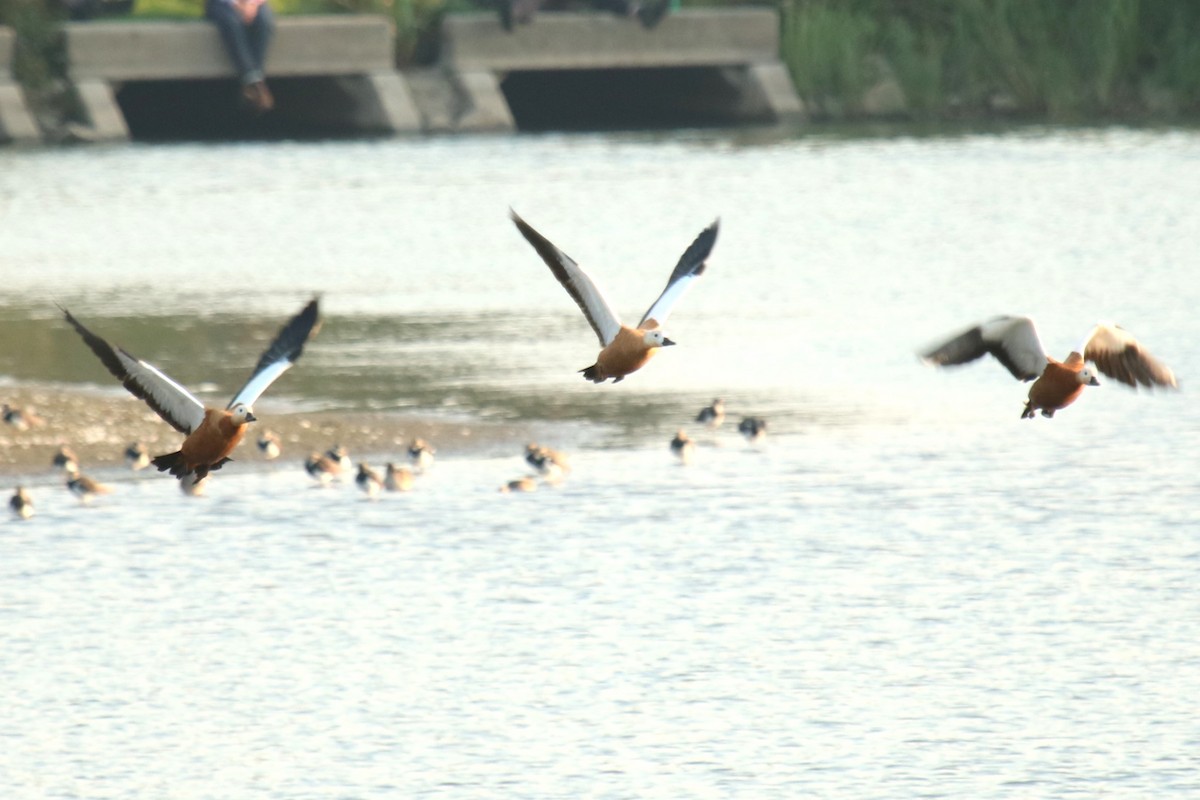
[73,78,130,141]
[437,9,802,132]
[61,16,423,141]
[452,70,516,132]
[748,62,806,123]
[441,9,781,71]
[0,83,41,143]
[361,72,422,132]
[404,68,461,132]
[65,17,396,81]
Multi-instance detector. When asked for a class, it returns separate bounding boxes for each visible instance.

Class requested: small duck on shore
[695,398,726,430]
[9,487,34,520]
[499,476,538,494]
[670,430,696,465]
[384,462,414,493]
[305,451,341,486]
[4,403,45,432]
[356,462,383,499]
[257,431,282,460]
[125,442,151,471]
[326,444,352,476]
[52,445,80,474]
[738,417,768,445]
[65,463,111,504]
[180,472,208,497]
[524,443,570,482]
[408,438,435,474]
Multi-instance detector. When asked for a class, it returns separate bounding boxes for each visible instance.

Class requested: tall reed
[779,0,1199,120]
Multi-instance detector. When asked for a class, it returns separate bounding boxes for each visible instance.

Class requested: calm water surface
[2,128,1200,797]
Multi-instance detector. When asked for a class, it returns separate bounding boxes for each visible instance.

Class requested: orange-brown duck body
[158,406,256,478]
[1022,352,1098,419]
[584,322,667,384]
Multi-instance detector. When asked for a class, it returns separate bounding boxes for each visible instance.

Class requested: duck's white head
[1077,367,1101,387]
[230,403,257,425]
[643,329,676,348]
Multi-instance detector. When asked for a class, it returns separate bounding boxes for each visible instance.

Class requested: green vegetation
[780,0,1200,120]
[0,0,64,91]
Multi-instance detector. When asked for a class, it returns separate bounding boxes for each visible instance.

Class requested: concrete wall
[62,16,421,141]
[432,9,804,133]
[66,17,396,81]
[12,9,801,144]
[441,9,782,71]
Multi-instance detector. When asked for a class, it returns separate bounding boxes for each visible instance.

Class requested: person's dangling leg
[244,2,276,110]
[205,0,258,82]
[246,3,275,79]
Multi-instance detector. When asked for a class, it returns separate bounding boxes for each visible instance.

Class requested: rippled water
[2,128,1200,797]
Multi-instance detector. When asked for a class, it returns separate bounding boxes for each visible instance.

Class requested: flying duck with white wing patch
[920,315,1178,418]
[511,211,718,383]
[61,298,320,481]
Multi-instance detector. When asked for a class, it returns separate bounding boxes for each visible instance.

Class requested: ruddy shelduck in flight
[61,298,320,481]
[511,210,719,383]
[920,315,1178,418]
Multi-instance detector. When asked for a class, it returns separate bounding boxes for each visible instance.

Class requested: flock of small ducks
[5,394,771,519]
[3,212,1182,521]
[669,398,768,466]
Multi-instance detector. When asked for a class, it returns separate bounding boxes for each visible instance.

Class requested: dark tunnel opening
[107,66,770,140]
[115,77,385,142]
[501,66,765,131]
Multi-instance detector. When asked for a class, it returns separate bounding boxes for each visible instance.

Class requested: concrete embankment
[3,9,804,144]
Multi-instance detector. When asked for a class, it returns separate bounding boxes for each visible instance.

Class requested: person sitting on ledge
[205,0,275,113]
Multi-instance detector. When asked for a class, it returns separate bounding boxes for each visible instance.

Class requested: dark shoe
[241,82,262,111]
[256,81,275,112]
[242,81,274,114]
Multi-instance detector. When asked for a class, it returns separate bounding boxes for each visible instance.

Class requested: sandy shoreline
[1,383,554,481]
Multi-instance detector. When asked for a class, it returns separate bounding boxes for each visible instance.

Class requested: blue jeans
[205,0,274,85]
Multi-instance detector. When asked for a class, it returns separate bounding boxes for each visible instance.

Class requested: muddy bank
[0,382,557,479]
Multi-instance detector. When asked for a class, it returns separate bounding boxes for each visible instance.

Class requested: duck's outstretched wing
[1082,323,1178,389]
[228,298,322,410]
[511,211,622,347]
[61,308,206,435]
[639,219,719,329]
[920,315,1048,381]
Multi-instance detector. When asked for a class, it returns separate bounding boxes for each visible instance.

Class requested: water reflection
[1,305,805,442]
